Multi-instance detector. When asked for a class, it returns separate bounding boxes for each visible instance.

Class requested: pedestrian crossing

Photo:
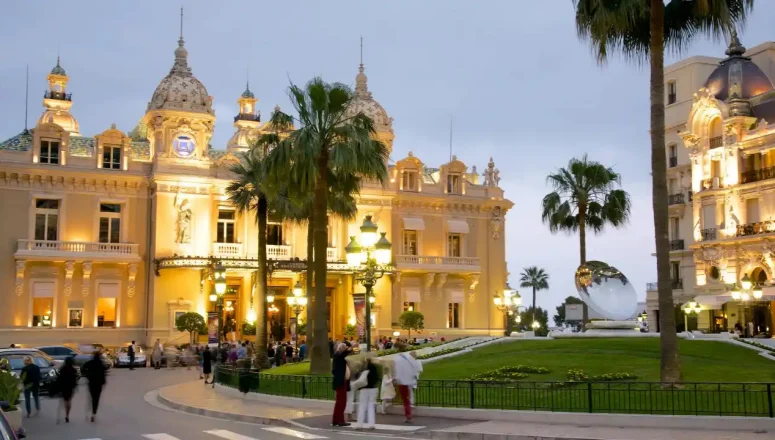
[79,427,328,440]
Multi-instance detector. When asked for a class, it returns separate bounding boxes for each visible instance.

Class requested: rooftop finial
[726,29,746,57]
[171,7,190,75]
[360,36,364,68]
[179,7,184,42]
[355,36,369,96]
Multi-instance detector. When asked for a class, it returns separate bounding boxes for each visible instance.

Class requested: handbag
[351,369,369,390]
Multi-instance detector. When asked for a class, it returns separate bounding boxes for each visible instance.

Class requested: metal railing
[741,166,775,184]
[668,193,685,205]
[737,221,775,237]
[709,136,723,149]
[44,90,72,101]
[16,239,138,255]
[213,242,243,257]
[397,255,480,267]
[266,245,292,259]
[669,239,684,251]
[215,367,775,418]
[669,156,678,168]
[646,279,683,291]
[234,113,261,123]
[701,228,717,241]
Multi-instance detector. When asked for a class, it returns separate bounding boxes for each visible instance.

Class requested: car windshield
[118,347,144,354]
[4,356,49,370]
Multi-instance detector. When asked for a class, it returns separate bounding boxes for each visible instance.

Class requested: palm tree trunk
[310,149,331,374]
[254,194,270,369]
[532,285,537,326]
[650,0,681,384]
[305,216,315,358]
[579,202,589,326]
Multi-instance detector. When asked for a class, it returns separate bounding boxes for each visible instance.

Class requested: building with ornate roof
[0,25,513,347]
[646,33,775,337]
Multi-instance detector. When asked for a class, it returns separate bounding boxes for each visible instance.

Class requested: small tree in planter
[242,320,257,336]
[343,324,357,340]
[398,311,425,339]
[176,312,206,345]
[0,371,22,429]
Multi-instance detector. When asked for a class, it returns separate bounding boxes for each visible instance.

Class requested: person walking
[393,350,421,423]
[152,339,163,369]
[331,343,351,427]
[299,340,307,361]
[202,346,213,384]
[20,356,41,418]
[56,357,78,424]
[83,351,107,423]
[128,340,136,370]
[353,358,379,430]
[285,342,294,363]
[409,351,423,407]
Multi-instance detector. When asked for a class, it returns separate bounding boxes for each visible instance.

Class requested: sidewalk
[156,380,774,440]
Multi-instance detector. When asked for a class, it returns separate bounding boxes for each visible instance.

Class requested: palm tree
[264,78,389,374]
[541,155,631,324]
[226,148,271,369]
[573,0,754,383]
[519,267,549,328]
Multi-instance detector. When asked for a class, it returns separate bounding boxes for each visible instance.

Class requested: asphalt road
[22,367,403,440]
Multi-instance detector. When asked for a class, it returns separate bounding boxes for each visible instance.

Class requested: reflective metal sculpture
[574,261,637,321]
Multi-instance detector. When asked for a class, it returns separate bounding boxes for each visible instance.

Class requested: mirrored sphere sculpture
[574,261,637,321]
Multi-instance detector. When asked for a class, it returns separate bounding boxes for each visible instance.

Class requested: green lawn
[421,339,775,383]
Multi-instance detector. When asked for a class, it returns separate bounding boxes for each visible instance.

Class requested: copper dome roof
[704,32,773,101]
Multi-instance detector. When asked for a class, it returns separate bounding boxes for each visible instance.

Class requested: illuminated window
[34,199,59,241]
[402,171,418,191]
[267,223,284,246]
[448,303,460,328]
[447,174,461,194]
[40,140,60,165]
[217,210,236,243]
[173,135,196,157]
[403,230,418,255]
[99,203,121,243]
[403,302,416,312]
[709,118,723,148]
[447,233,461,257]
[102,145,122,170]
[68,309,83,328]
[32,281,55,328]
[97,298,117,328]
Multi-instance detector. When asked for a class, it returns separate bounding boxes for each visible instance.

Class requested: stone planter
[3,408,22,432]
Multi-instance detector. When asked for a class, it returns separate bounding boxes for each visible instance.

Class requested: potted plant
[0,371,22,431]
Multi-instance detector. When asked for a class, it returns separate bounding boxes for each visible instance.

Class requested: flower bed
[469,365,551,381]
[555,369,638,387]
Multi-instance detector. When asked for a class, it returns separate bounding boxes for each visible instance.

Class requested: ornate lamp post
[682,298,702,332]
[287,281,307,357]
[731,275,762,336]
[493,284,521,336]
[345,215,392,352]
[209,262,226,388]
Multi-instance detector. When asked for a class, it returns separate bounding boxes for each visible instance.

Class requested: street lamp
[346,215,391,352]
[730,274,763,336]
[493,284,521,336]
[682,298,703,333]
[287,281,307,358]
[209,262,226,388]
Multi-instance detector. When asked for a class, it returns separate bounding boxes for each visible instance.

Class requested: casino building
[646,34,775,337]
[0,26,513,347]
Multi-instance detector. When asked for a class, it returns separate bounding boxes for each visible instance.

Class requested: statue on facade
[490,206,502,240]
[484,157,501,188]
[174,191,192,243]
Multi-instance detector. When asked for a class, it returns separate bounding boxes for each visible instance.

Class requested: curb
[156,388,296,427]
[428,434,602,440]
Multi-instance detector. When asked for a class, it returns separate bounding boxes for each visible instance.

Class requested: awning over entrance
[447,219,469,234]
[403,217,425,231]
[693,295,730,309]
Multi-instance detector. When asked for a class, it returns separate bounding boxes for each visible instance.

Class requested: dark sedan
[0,352,59,395]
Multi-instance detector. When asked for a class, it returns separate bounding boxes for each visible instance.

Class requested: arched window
[709,118,723,148]
[751,267,768,285]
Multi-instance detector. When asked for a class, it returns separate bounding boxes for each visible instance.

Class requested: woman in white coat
[352,358,379,429]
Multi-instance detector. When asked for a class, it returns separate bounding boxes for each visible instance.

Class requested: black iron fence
[669,239,684,251]
[215,366,775,417]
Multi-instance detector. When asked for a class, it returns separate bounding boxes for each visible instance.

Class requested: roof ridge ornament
[725,29,746,58]
[170,6,191,77]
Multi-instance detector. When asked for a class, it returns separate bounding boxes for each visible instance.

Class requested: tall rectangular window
[34,199,59,241]
[267,223,283,246]
[447,174,461,194]
[97,298,116,328]
[447,233,461,257]
[102,145,122,170]
[32,281,55,328]
[670,261,681,281]
[40,140,60,165]
[667,81,677,104]
[670,217,680,240]
[448,303,460,328]
[99,203,121,243]
[403,230,418,255]
[746,198,760,224]
[67,309,83,328]
[403,302,416,312]
[217,210,236,243]
[402,171,418,191]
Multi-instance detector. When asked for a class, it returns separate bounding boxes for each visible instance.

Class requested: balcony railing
[327,247,339,261]
[740,166,775,185]
[669,239,684,251]
[646,279,683,291]
[213,242,243,258]
[709,136,723,149]
[43,91,72,101]
[668,193,685,205]
[669,156,678,168]
[234,113,261,123]
[267,245,291,259]
[701,177,722,190]
[736,221,775,237]
[396,255,480,268]
[701,228,717,241]
[16,239,139,259]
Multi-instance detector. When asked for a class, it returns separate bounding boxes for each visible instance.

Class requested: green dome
[51,57,66,75]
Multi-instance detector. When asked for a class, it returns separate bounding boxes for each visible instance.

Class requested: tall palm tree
[264,78,389,374]
[541,155,631,324]
[519,267,549,328]
[226,148,271,369]
[573,0,754,383]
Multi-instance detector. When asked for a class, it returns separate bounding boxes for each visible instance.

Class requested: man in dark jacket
[330,343,351,427]
[83,351,107,422]
[21,356,41,417]
[128,341,136,370]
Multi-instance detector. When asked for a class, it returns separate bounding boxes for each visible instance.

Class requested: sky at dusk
[2,1,774,315]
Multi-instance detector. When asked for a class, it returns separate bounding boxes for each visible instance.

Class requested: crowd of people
[267,339,307,367]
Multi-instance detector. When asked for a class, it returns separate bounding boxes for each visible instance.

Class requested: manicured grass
[421,339,775,383]
[268,361,314,375]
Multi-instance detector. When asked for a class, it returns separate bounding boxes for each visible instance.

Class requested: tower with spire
[38,56,80,135]
[226,79,263,153]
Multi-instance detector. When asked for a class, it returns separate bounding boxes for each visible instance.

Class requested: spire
[50,55,66,75]
[725,29,746,58]
[170,7,191,76]
[355,36,369,97]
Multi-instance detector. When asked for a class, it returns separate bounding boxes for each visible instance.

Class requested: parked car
[35,346,90,377]
[0,350,59,395]
[114,346,146,368]
[0,405,21,439]
[75,344,113,369]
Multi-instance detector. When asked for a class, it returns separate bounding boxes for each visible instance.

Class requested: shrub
[0,372,21,411]
[593,372,638,381]
[242,320,256,336]
[566,369,589,382]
